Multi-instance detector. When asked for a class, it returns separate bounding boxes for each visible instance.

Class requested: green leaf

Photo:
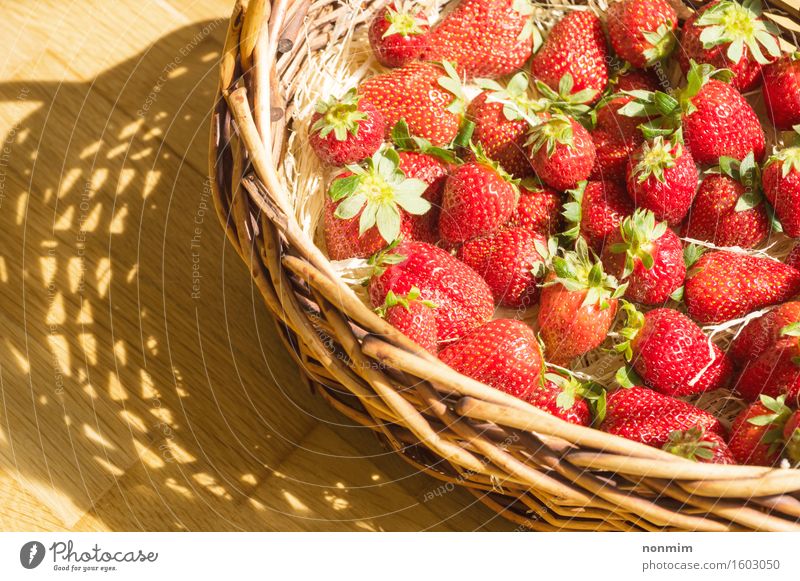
[781,322,800,337]
[615,366,641,389]
[670,285,684,302]
[359,202,379,234]
[334,192,367,220]
[375,203,401,243]
[735,190,762,212]
[328,174,361,201]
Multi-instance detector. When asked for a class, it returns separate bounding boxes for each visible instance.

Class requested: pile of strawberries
[306,0,800,468]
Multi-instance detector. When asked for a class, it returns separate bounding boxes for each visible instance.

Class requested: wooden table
[0,0,510,531]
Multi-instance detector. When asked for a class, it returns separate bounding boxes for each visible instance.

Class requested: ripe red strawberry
[395,147,450,243]
[468,73,537,177]
[606,0,678,68]
[762,53,800,130]
[684,251,800,324]
[731,301,800,362]
[369,240,494,343]
[457,227,548,308]
[788,242,800,270]
[527,113,596,191]
[612,69,662,92]
[734,335,800,403]
[377,286,438,354]
[505,182,562,236]
[615,305,732,397]
[681,153,769,248]
[422,0,537,79]
[728,395,794,466]
[439,149,518,243]
[678,0,781,92]
[531,10,608,104]
[438,319,543,400]
[762,144,800,238]
[626,136,698,226]
[368,2,430,68]
[309,89,385,166]
[528,371,605,426]
[563,180,635,253]
[538,239,626,365]
[359,61,465,146]
[324,150,432,260]
[589,129,639,183]
[663,427,736,464]
[601,386,724,448]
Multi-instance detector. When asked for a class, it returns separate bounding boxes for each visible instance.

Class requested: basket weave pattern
[210,0,800,531]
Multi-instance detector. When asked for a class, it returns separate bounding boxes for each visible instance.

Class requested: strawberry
[309,89,385,166]
[678,0,781,92]
[376,287,438,354]
[528,371,605,426]
[531,10,608,104]
[788,242,800,270]
[589,129,639,183]
[368,240,494,343]
[538,238,626,365]
[438,147,518,244]
[526,113,596,191]
[600,386,724,448]
[359,61,465,146]
[762,143,800,238]
[397,150,449,243]
[563,180,635,253]
[606,0,678,68]
[457,227,548,308]
[505,181,563,236]
[615,305,732,397]
[684,250,800,324]
[602,209,685,305]
[734,334,800,403]
[467,72,538,178]
[783,410,800,465]
[626,136,698,226]
[612,69,662,92]
[422,0,537,79]
[730,301,800,362]
[438,319,543,400]
[368,2,430,68]
[681,153,769,248]
[324,149,431,260]
[663,427,736,464]
[762,53,800,130]
[728,395,794,466]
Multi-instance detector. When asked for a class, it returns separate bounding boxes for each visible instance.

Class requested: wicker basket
[210,0,800,531]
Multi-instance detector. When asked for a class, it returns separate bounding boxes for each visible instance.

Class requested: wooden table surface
[0,0,510,531]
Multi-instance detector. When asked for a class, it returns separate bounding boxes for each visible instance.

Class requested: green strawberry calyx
[382,1,428,38]
[614,365,643,389]
[748,394,794,456]
[329,148,431,243]
[530,236,559,279]
[613,301,645,361]
[525,113,577,157]
[662,426,718,462]
[694,0,781,65]
[390,119,460,164]
[642,21,678,66]
[366,239,407,280]
[544,370,607,425]
[561,180,586,240]
[767,144,800,179]
[708,152,763,211]
[437,61,468,116]
[512,0,543,49]
[470,142,520,189]
[631,135,682,184]
[311,88,368,141]
[375,286,437,317]
[476,72,542,124]
[610,209,669,278]
[542,237,627,309]
[533,74,596,118]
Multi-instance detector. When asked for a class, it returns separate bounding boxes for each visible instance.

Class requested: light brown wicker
[210,0,800,531]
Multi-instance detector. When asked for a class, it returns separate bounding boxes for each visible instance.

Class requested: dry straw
[210,0,800,530]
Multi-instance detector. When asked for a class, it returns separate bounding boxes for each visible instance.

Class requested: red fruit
[369,241,494,343]
[458,227,547,308]
[663,427,736,464]
[397,150,448,243]
[538,239,625,365]
[684,251,800,324]
[531,11,608,104]
[359,61,464,146]
[595,96,648,142]
[468,73,537,178]
[527,113,596,191]
[527,371,597,426]
[602,209,685,305]
[309,89,385,166]
[564,180,634,253]
[438,319,543,400]
[734,336,800,403]
[377,287,438,354]
[438,154,518,244]
[681,153,769,248]
[787,242,800,271]
[324,150,433,260]
[505,183,562,237]
[762,54,800,130]
[728,395,793,466]
[368,2,430,68]
[678,0,781,92]
[626,137,698,226]
[422,0,535,79]
[613,69,662,92]
[601,386,724,448]
[762,145,800,238]
[589,129,638,183]
[606,0,677,68]
[783,411,800,465]
[616,306,732,397]
[731,301,800,362]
